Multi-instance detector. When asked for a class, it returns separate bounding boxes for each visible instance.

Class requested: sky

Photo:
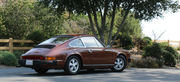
[142,1,180,41]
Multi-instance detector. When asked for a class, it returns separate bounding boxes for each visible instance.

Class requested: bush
[163,46,179,67]
[143,42,179,67]
[27,30,46,44]
[142,37,152,48]
[133,37,152,50]
[115,33,134,49]
[13,50,25,59]
[0,51,17,66]
[130,57,161,68]
[143,43,164,59]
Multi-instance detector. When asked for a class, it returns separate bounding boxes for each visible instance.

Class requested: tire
[111,55,127,72]
[64,56,81,75]
[34,68,48,74]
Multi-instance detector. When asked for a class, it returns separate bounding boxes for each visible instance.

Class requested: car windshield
[39,36,73,45]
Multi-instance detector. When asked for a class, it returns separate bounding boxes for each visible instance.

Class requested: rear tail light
[22,56,45,60]
[22,56,56,60]
[45,57,56,60]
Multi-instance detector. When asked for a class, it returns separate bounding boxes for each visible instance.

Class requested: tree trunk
[87,11,98,37]
[92,9,104,42]
[107,3,116,46]
[100,0,108,43]
[111,9,130,46]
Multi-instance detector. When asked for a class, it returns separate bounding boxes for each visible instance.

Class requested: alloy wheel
[113,57,124,70]
[69,58,79,73]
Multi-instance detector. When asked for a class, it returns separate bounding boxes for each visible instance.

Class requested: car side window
[94,37,104,48]
[69,39,84,47]
[81,37,99,47]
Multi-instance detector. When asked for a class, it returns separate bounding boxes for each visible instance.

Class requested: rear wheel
[34,68,48,74]
[64,56,81,75]
[111,55,127,72]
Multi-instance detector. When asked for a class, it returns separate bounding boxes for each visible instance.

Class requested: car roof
[54,34,93,38]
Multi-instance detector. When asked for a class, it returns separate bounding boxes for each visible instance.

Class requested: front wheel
[64,56,81,75]
[111,55,127,72]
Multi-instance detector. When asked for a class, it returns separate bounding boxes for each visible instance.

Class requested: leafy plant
[13,50,25,59]
[143,43,179,67]
[0,51,17,66]
[163,46,179,67]
[143,43,164,59]
[27,30,46,44]
[115,33,134,49]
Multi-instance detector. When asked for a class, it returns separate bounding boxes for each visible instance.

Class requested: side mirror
[106,45,111,48]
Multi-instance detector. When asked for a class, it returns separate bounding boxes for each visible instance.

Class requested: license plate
[26,60,33,65]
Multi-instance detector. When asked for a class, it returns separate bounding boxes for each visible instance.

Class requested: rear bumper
[18,59,63,69]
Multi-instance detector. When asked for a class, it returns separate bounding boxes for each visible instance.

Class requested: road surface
[0,67,180,82]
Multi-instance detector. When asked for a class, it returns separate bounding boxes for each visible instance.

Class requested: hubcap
[69,58,79,73]
[114,58,124,70]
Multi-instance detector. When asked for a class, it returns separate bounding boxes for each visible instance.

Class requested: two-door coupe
[18,34,131,74]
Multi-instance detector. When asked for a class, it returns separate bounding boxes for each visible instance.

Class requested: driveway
[0,67,180,82]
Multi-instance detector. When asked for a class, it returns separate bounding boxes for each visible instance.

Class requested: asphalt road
[0,67,180,82]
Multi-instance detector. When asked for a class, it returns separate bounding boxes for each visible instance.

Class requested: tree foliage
[113,11,142,40]
[0,0,34,39]
[39,0,179,45]
[62,13,91,34]
[0,0,64,39]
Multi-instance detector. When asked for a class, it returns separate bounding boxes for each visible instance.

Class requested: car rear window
[39,36,74,45]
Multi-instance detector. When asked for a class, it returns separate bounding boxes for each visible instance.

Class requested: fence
[0,38,34,53]
[113,40,180,48]
[154,40,180,48]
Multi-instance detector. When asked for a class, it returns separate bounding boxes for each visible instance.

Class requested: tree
[0,16,6,38]
[62,13,91,34]
[39,0,179,46]
[114,11,142,38]
[0,0,65,39]
[0,0,34,39]
[112,11,142,50]
[32,3,65,38]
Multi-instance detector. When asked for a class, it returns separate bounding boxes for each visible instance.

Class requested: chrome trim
[84,64,114,66]
[56,60,63,62]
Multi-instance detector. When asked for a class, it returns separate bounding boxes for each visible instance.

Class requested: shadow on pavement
[22,69,125,77]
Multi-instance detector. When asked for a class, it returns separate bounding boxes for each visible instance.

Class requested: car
[18,34,131,74]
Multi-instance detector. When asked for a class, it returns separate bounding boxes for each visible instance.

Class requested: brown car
[18,34,131,74]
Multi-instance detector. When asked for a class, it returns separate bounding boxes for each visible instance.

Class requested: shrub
[13,50,25,59]
[115,33,134,50]
[143,42,179,67]
[133,37,152,50]
[130,57,161,68]
[0,51,17,66]
[27,30,46,44]
[163,46,179,67]
[143,43,164,59]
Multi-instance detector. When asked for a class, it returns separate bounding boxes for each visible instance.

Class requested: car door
[69,38,92,65]
[81,37,113,66]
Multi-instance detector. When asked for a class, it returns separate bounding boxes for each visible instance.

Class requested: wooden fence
[113,40,180,48]
[154,40,180,48]
[0,38,34,53]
